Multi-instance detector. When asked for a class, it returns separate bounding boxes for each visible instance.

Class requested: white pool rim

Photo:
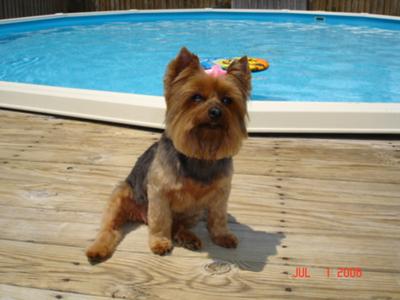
[1,9,400,134]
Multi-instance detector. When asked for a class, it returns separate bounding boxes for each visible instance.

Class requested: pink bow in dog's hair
[205,64,227,78]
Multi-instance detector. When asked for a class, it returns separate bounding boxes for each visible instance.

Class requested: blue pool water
[1,11,400,103]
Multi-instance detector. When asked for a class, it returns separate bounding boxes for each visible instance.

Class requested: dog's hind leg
[86,182,147,262]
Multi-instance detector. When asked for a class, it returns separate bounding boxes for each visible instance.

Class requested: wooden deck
[0,109,399,300]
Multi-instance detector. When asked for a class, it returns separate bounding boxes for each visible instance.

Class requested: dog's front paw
[211,232,239,248]
[174,229,202,251]
[86,242,113,262]
[150,237,173,255]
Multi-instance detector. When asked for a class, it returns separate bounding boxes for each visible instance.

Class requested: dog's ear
[227,56,252,98]
[164,47,201,90]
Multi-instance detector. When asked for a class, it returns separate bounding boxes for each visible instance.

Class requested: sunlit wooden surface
[0,109,399,299]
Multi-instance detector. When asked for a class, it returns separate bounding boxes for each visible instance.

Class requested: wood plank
[0,284,113,300]
[0,169,399,236]
[1,114,399,185]
[395,0,400,16]
[376,0,385,14]
[1,121,399,235]
[1,137,398,176]
[1,109,400,299]
[0,185,398,239]
[0,239,399,300]
[2,146,398,185]
[0,0,4,18]
[0,214,399,273]
[0,160,399,211]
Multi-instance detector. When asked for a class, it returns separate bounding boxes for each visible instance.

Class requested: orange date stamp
[291,267,363,279]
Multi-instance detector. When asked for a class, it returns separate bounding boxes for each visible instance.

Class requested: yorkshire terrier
[86,47,251,260]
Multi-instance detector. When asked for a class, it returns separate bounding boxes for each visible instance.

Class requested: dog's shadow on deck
[88,215,284,272]
[193,214,285,273]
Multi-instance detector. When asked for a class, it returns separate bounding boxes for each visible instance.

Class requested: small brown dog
[86,47,251,260]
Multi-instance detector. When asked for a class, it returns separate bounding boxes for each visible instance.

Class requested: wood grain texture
[0,0,67,19]
[0,284,112,300]
[0,109,399,300]
[232,0,308,9]
[309,0,400,15]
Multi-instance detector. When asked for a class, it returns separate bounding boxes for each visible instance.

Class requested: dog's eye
[191,94,204,103]
[221,97,232,105]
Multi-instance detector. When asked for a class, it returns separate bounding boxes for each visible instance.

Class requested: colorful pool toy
[201,57,269,72]
[216,57,269,72]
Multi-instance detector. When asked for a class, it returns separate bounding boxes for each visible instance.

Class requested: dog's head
[164,47,251,160]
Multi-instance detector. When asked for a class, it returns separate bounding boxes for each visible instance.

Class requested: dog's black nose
[208,107,222,120]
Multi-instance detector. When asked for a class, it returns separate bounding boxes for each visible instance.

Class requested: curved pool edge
[2,8,400,25]
[0,81,166,130]
[1,81,399,134]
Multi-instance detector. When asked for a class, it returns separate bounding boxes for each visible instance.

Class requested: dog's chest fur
[164,174,229,213]
[126,134,232,213]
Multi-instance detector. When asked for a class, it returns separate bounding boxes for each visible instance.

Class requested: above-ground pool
[1,10,400,102]
[0,10,400,133]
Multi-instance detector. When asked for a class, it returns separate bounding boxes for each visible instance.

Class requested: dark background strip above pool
[1,0,400,20]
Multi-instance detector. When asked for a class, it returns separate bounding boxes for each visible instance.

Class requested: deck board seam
[1,160,399,185]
